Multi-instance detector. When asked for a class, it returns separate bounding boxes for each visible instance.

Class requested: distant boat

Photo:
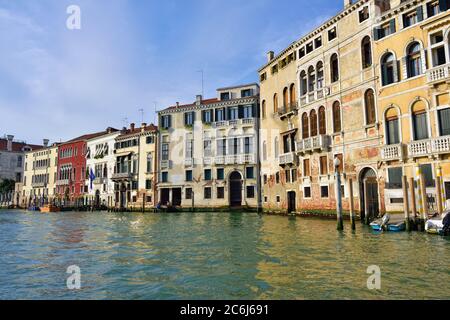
[40,204,60,213]
[28,206,40,212]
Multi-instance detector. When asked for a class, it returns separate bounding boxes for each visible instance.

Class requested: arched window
[310,110,318,136]
[289,83,296,106]
[381,53,397,86]
[407,42,422,78]
[300,71,307,96]
[362,36,372,68]
[283,87,289,108]
[318,106,326,135]
[332,101,341,133]
[261,100,266,119]
[330,53,339,82]
[273,93,278,113]
[274,137,279,158]
[412,100,429,140]
[364,89,376,125]
[308,66,316,92]
[317,62,324,89]
[385,107,400,145]
[302,113,309,139]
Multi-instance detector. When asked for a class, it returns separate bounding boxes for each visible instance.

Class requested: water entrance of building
[95,190,100,208]
[119,183,127,209]
[160,188,169,205]
[360,168,379,224]
[287,191,296,214]
[229,171,242,207]
[172,188,182,206]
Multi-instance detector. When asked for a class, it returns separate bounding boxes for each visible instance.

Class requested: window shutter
[393,60,400,82]
[417,5,424,22]
[184,113,188,125]
[381,65,388,86]
[168,115,172,128]
[215,109,219,121]
[401,56,408,79]
[201,110,205,123]
[389,19,396,34]
[439,0,449,12]
[192,111,196,123]
[252,104,257,118]
[373,27,380,41]
[439,108,450,136]
[420,49,427,72]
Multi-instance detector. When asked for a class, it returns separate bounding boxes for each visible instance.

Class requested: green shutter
[439,108,450,136]
[417,5,424,21]
[389,19,396,34]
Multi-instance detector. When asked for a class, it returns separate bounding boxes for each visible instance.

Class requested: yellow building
[22,141,59,207]
[260,0,383,222]
[375,0,450,215]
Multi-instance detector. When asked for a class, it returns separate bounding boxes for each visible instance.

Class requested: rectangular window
[217,139,227,156]
[217,187,225,199]
[402,10,418,28]
[146,136,154,144]
[304,186,311,198]
[299,47,305,59]
[285,169,291,183]
[186,188,193,200]
[161,115,171,129]
[320,156,328,175]
[328,27,337,41]
[145,179,152,190]
[241,89,252,97]
[243,105,253,118]
[146,154,153,173]
[203,110,213,123]
[314,36,322,49]
[216,108,225,121]
[292,169,297,183]
[185,112,195,126]
[204,187,212,199]
[246,167,255,179]
[321,186,329,198]
[217,168,224,180]
[387,119,400,145]
[306,42,313,54]
[220,92,230,100]
[229,107,239,120]
[303,159,311,176]
[359,6,369,23]
[162,143,169,161]
[204,169,212,181]
[204,140,212,157]
[229,138,240,155]
[244,137,253,154]
[439,108,450,136]
[246,186,255,199]
[413,112,429,140]
[427,1,440,18]
[387,167,403,189]
[161,172,168,183]
[420,164,435,187]
[186,170,193,182]
[186,140,193,158]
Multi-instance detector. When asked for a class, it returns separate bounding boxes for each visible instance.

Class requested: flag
[89,168,96,191]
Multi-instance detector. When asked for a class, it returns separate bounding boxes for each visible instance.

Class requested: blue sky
[0,0,341,144]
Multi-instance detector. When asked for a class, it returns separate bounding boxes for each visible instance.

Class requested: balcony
[32,182,46,188]
[426,63,450,84]
[408,140,432,158]
[226,155,242,165]
[297,135,331,154]
[381,144,405,162]
[184,158,194,167]
[431,136,450,154]
[203,157,212,166]
[213,121,228,128]
[279,152,297,166]
[213,119,256,128]
[93,177,106,185]
[161,160,170,169]
[299,88,326,106]
[242,154,255,164]
[215,156,225,165]
[56,179,70,186]
[277,102,298,118]
[241,118,254,125]
[111,172,134,180]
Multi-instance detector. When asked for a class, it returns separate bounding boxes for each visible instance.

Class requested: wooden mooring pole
[402,175,411,231]
[349,178,356,231]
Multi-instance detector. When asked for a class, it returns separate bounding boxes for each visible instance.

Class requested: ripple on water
[0,210,449,300]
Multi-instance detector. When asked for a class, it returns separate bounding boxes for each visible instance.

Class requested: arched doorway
[359,168,379,224]
[229,171,242,207]
[287,191,296,214]
[95,190,100,208]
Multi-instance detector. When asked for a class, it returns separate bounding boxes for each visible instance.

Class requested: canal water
[0,210,449,300]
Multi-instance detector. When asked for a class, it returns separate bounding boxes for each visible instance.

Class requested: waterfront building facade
[374,0,450,214]
[112,123,158,210]
[85,128,119,208]
[22,140,59,207]
[0,135,41,183]
[260,0,386,221]
[55,129,114,205]
[157,84,260,209]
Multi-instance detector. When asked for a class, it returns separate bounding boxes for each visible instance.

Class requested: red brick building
[56,129,114,204]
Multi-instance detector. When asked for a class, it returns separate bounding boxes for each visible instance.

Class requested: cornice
[158,97,259,115]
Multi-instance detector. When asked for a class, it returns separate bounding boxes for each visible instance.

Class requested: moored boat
[370,214,406,232]
[40,204,60,213]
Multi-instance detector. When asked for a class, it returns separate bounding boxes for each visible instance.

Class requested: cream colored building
[22,141,59,207]
[112,123,158,209]
[157,84,260,210]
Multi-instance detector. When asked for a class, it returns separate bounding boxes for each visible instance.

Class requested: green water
[0,210,449,300]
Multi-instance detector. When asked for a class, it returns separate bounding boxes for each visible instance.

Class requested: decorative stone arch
[361,34,373,68]
[363,87,378,125]
[358,166,380,224]
[228,170,244,207]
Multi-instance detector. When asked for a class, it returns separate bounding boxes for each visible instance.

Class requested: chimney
[130,123,135,131]
[6,135,14,152]
[141,123,147,132]
[122,127,127,134]
[196,95,202,106]
[43,139,49,147]
[176,102,180,108]
[267,51,274,62]
[344,0,353,8]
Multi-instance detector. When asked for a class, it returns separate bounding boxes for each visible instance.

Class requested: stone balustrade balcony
[297,135,331,154]
[278,152,297,166]
[381,144,405,161]
[426,63,450,83]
